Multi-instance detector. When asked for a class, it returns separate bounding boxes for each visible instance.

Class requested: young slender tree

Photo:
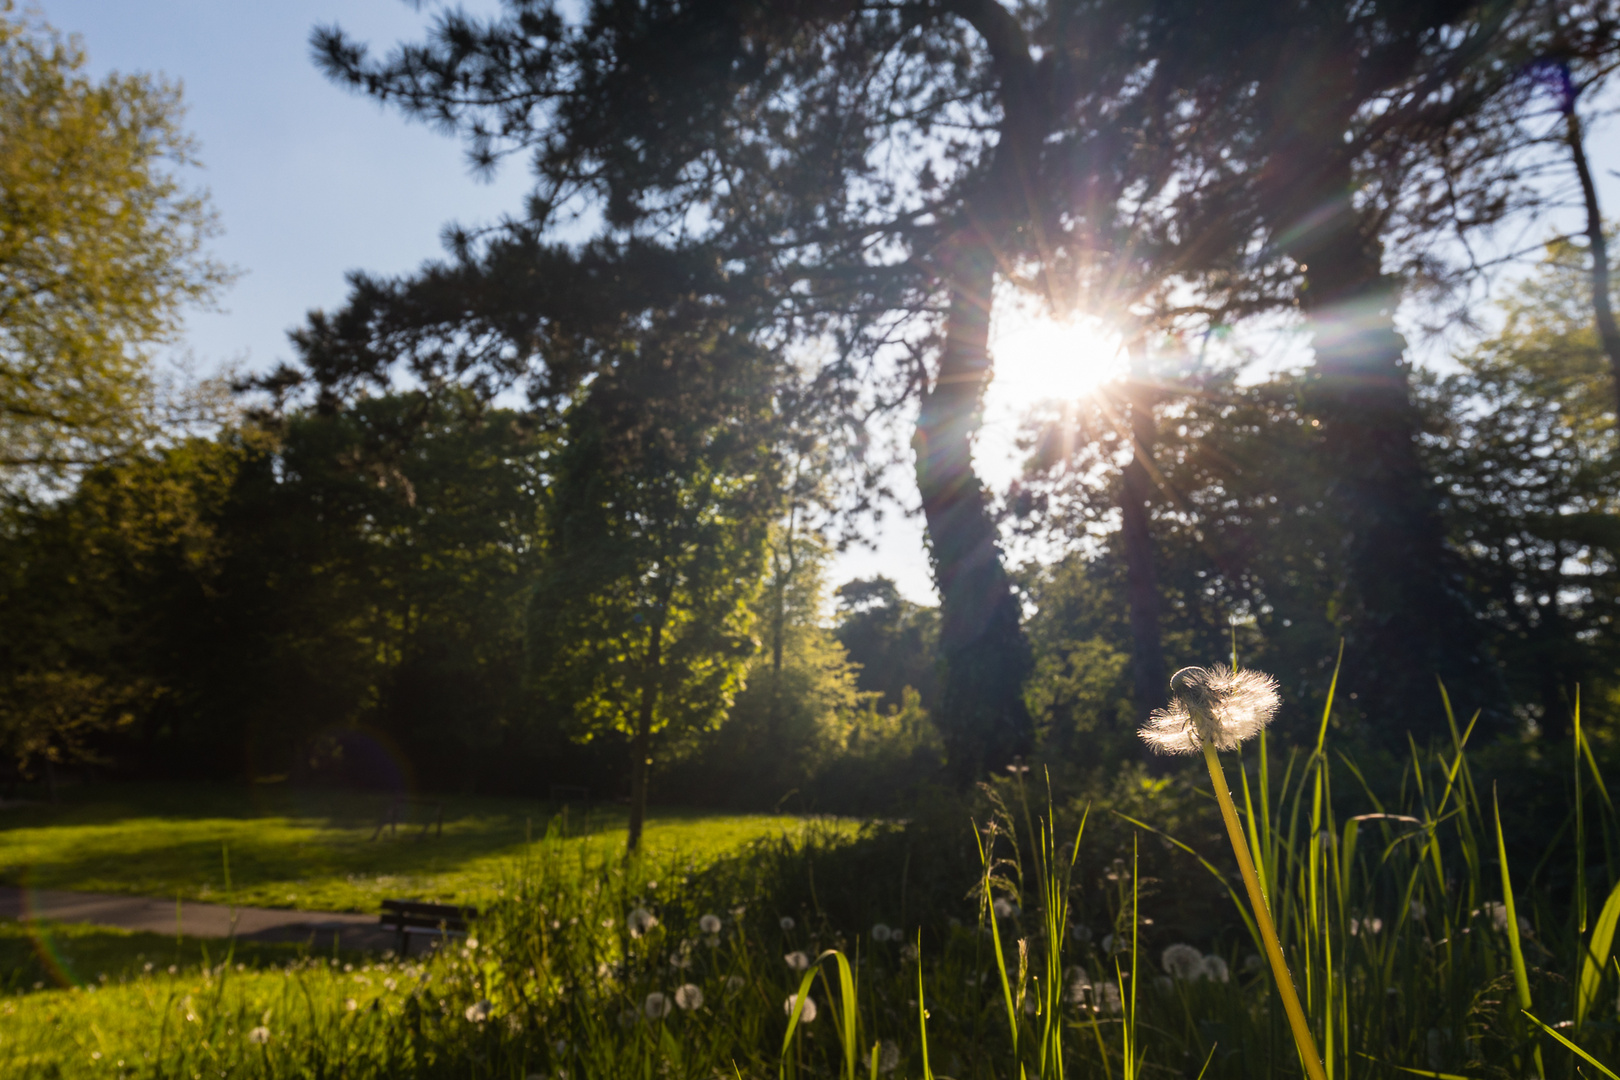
[527,311,781,851]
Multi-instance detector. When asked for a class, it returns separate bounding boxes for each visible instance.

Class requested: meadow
[4,712,1619,1079]
[0,785,843,912]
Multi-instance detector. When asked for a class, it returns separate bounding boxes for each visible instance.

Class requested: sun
[973,300,1126,490]
[987,302,1126,413]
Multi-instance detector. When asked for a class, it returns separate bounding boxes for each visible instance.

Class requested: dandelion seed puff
[464,1000,490,1023]
[900,942,918,961]
[1201,955,1230,983]
[345,998,359,1012]
[1099,981,1122,1014]
[784,950,811,972]
[627,908,658,938]
[725,975,746,992]
[699,914,722,934]
[1064,965,1091,1004]
[643,992,671,1020]
[674,984,704,1010]
[779,915,795,931]
[247,1026,270,1045]
[992,897,1018,919]
[1161,944,1204,980]
[1139,665,1280,755]
[872,923,893,942]
[877,1040,901,1073]
[785,994,817,1022]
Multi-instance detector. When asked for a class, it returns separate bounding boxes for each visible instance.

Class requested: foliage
[1425,239,1620,735]
[0,3,231,491]
[527,314,783,846]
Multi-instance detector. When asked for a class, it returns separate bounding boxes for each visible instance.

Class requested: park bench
[379,899,477,957]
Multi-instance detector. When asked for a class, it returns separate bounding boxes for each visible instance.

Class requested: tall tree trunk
[1292,172,1497,741]
[1565,104,1620,417]
[626,610,664,854]
[913,232,1033,785]
[1120,381,1167,729]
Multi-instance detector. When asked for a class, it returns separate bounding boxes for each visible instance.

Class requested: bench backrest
[379,899,477,931]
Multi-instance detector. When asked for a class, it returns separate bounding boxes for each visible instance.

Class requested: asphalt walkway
[0,885,397,951]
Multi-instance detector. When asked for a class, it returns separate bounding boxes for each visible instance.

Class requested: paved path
[0,886,397,951]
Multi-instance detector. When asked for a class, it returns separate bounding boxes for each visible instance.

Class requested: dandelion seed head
[784,950,811,972]
[877,1040,900,1073]
[627,908,658,938]
[699,914,722,934]
[779,915,795,931]
[1161,943,1204,980]
[247,1026,270,1045]
[871,923,893,942]
[674,983,703,1011]
[784,994,817,1022]
[643,992,671,1020]
[1140,665,1279,755]
[464,1000,490,1023]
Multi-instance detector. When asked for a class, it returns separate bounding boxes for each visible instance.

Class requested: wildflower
[675,983,704,1010]
[784,950,811,972]
[345,998,359,1012]
[877,1040,901,1073]
[699,914,722,934]
[784,994,817,1023]
[466,937,478,950]
[643,992,671,1020]
[1139,665,1279,754]
[465,1000,490,1023]
[627,908,658,938]
[872,923,894,943]
[779,915,796,931]
[247,1026,270,1045]
[383,978,396,991]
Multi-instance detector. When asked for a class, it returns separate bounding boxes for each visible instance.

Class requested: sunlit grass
[0,783,852,911]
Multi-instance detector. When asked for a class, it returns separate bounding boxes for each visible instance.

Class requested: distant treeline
[1,241,1615,812]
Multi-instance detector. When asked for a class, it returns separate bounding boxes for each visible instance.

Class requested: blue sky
[41,2,1620,606]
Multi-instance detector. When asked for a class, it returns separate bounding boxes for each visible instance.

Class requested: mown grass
[0,783,849,911]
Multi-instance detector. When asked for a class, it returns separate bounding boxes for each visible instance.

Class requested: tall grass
[4,703,1619,1078]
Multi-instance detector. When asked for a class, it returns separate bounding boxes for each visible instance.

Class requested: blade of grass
[1494,784,1545,1080]
[1524,1011,1620,1080]
[1578,879,1620,1031]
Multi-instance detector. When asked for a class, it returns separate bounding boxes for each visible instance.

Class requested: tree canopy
[0,4,230,491]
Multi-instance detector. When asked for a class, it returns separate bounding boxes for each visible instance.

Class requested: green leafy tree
[527,316,781,850]
[0,4,230,489]
[1428,240,1620,734]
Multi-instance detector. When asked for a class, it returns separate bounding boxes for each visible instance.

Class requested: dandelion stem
[1202,740,1327,1080]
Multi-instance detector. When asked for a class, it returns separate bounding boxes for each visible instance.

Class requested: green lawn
[0,783,847,913]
